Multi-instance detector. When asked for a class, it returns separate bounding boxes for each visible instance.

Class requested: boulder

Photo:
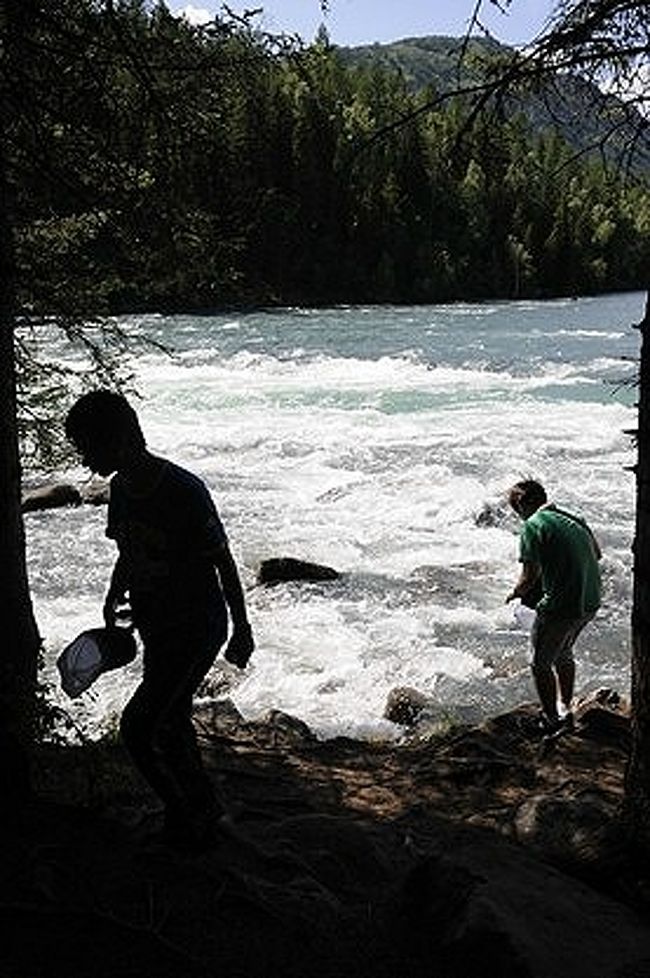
[400,820,650,978]
[474,501,509,528]
[576,705,631,750]
[514,792,617,867]
[21,483,82,512]
[384,686,431,726]
[257,556,340,585]
[259,709,317,745]
[195,697,247,737]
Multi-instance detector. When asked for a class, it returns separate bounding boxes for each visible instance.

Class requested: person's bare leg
[531,664,559,722]
[556,657,575,714]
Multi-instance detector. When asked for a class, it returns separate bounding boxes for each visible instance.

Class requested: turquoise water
[26,291,645,739]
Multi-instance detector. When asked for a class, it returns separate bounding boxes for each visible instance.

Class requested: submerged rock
[257,556,340,585]
[384,686,431,726]
[22,483,82,512]
[474,501,510,528]
[21,479,110,512]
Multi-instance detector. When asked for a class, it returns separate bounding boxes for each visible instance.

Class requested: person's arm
[103,554,129,627]
[506,561,541,604]
[213,544,254,668]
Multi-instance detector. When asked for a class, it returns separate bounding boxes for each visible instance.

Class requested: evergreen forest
[8,1,650,317]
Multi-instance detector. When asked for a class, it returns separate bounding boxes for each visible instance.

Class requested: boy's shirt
[519,504,601,618]
[107,460,228,633]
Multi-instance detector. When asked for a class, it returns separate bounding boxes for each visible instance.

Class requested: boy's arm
[103,554,129,627]
[506,561,541,603]
[213,544,254,668]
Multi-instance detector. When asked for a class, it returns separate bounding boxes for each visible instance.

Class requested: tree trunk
[625,288,650,848]
[0,23,41,758]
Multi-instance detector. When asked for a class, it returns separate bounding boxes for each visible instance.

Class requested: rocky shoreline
[3,687,650,978]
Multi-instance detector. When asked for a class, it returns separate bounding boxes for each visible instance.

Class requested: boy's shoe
[534,713,572,737]
[559,711,575,732]
[540,712,575,743]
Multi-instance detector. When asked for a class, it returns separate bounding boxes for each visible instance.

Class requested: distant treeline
[10,2,649,315]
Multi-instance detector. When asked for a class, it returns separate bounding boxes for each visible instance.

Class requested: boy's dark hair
[508,479,547,516]
[65,390,145,450]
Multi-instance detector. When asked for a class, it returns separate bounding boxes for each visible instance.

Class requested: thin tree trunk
[0,5,41,757]
[625,288,650,848]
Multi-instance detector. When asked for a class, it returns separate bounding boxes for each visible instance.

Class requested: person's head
[65,390,145,476]
[508,479,547,519]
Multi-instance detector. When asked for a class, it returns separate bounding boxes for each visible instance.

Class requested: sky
[176,0,560,48]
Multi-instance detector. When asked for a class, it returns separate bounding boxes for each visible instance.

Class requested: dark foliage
[3,1,649,316]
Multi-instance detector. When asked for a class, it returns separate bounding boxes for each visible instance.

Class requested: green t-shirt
[519,505,601,617]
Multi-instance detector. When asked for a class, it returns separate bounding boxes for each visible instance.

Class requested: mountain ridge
[335,34,649,172]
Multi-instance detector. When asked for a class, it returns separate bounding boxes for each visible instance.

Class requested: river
[25,291,644,739]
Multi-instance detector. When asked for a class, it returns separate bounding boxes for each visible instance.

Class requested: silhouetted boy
[65,390,254,851]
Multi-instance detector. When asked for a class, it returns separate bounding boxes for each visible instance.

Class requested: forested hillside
[7,2,649,314]
[338,34,650,173]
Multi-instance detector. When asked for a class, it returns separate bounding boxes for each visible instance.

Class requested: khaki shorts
[531,611,596,671]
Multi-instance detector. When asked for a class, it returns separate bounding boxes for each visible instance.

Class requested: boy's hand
[224,622,254,669]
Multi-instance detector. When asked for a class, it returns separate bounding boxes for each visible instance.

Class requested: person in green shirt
[506,479,601,735]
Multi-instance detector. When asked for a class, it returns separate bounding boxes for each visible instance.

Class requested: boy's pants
[120,616,226,827]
